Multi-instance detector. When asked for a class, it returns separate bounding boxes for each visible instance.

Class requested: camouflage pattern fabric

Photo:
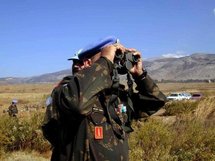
[43,57,166,161]
[8,104,18,117]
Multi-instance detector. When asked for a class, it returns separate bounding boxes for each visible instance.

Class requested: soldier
[42,36,167,161]
[8,100,18,117]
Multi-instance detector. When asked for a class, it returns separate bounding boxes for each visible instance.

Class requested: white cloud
[162,51,187,58]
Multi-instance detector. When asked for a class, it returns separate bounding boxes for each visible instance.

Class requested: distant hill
[145,53,215,81]
[0,69,71,84]
[0,53,215,84]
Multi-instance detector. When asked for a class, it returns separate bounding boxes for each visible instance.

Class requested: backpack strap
[96,92,125,140]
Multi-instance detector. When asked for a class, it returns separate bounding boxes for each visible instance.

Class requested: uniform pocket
[89,108,107,125]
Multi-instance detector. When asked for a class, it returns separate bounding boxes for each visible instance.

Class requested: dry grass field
[158,82,215,96]
[1,82,214,108]
[1,82,214,117]
[0,83,55,116]
[0,82,214,160]
[0,83,54,103]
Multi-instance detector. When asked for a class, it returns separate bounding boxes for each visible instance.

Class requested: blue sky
[0,0,215,77]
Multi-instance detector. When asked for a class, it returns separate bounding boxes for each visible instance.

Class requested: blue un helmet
[68,36,119,61]
[68,49,83,61]
[12,99,18,104]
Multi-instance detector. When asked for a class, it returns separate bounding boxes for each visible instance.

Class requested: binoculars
[114,50,140,74]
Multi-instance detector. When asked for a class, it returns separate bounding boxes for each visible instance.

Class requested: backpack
[42,92,60,146]
[41,76,86,146]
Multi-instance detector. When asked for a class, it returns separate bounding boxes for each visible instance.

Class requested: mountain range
[145,53,215,81]
[1,53,215,84]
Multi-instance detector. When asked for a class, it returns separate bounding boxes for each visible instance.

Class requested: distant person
[8,100,18,117]
[42,36,167,161]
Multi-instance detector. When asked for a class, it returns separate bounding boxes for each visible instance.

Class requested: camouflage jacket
[43,57,166,161]
[8,104,18,116]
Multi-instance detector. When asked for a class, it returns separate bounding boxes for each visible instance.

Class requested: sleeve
[132,74,167,117]
[52,57,113,118]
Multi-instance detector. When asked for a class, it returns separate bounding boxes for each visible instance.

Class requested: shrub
[28,112,51,152]
[170,119,215,161]
[193,97,215,120]
[129,119,175,161]
[129,118,215,161]
[0,112,50,157]
[164,100,199,116]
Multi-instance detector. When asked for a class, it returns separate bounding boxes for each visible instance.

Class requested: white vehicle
[181,92,192,100]
[167,93,185,101]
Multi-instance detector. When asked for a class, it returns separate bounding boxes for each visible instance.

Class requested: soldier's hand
[101,43,126,63]
[128,50,144,76]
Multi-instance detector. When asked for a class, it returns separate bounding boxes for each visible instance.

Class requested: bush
[129,97,215,161]
[170,119,215,161]
[129,119,175,161]
[164,100,199,116]
[129,118,215,161]
[0,112,50,158]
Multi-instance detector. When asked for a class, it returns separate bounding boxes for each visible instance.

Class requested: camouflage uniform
[43,57,166,161]
[8,103,18,117]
